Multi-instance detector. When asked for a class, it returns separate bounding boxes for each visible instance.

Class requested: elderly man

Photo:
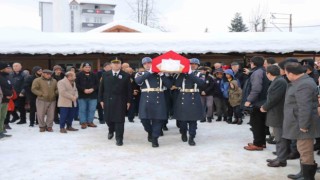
[99,59,132,146]
[260,65,289,167]
[57,71,79,133]
[32,69,58,132]
[283,62,318,180]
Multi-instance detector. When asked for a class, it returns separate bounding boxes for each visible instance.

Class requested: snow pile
[0,30,319,55]
[1,116,320,179]
[87,20,162,33]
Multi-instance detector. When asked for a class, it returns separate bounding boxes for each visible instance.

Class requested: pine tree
[228,13,249,32]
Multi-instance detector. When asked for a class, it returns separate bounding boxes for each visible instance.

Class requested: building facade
[39,0,116,32]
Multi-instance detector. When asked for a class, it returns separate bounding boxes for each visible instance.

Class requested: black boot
[237,119,243,125]
[162,124,168,131]
[207,117,212,123]
[147,133,152,142]
[160,129,164,136]
[188,136,196,146]
[16,120,27,124]
[216,116,222,121]
[10,117,19,123]
[314,138,320,151]
[0,133,12,139]
[287,162,303,179]
[181,132,188,142]
[200,118,206,123]
[4,124,12,130]
[152,137,159,148]
[223,116,227,121]
[302,163,317,180]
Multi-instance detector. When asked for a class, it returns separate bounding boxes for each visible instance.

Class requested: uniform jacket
[262,76,287,127]
[173,73,205,121]
[99,70,132,123]
[283,74,320,140]
[57,77,78,108]
[31,77,58,102]
[135,72,172,120]
[228,80,242,107]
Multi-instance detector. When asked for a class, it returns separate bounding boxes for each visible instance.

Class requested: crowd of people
[0,56,320,179]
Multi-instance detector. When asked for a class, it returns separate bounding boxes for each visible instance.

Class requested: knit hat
[0,62,11,70]
[32,66,42,75]
[53,65,62,71]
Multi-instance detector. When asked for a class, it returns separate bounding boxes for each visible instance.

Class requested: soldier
[173,58,205,146]
[135,57,172,148]
[99,58,132,146]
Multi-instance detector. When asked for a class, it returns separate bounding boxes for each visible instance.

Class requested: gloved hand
[158,72,164,76]
[148,66,153,74]
[188,66,192,74]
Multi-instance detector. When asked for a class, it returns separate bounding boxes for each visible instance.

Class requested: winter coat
[212,77,223,98]
[262,76,287,128]
[199,73,215,96]
[57,77,78,108]
[173,73,205,121]
[135,72,172,120]
[99,70,132,123]
[283,74,320,140]
[228,80,242,107]
[221,69,236,99]
[76,71,99,99]
[23,67,41,102]
[0,72,13,103]
[244,67,269,108]
[8,71,27,94]
[31,77,58,102]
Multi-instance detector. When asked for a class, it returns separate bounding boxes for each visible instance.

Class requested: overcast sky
[0,0,319,33]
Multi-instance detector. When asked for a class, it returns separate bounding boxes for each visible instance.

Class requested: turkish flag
[152,51,190,73]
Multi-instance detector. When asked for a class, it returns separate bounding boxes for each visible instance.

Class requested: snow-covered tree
[228,13,248,32]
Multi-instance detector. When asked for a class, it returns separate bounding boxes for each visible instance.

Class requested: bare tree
[249,4,268,32]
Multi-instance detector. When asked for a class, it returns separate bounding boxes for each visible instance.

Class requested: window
[94,5,100,9]
[94,17,102,23]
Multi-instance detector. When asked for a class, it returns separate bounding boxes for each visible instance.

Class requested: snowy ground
[1,115,320,180]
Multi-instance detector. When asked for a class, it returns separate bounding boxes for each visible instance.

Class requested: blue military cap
[190,58,200,65]
[142,57,152,64]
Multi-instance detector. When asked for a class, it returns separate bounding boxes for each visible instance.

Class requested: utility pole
[269,13,293,32]
[262,19,266,32]
[289,14,292,32]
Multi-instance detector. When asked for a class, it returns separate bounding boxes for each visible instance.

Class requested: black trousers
[141,119,163,138]
[12,96,26,121]
[96,103,104,122]
[179,121,197,137]
[29,98,37,125]
[250,107,266,146]
[107,122,124,140]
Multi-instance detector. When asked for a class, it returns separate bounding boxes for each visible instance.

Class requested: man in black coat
[0,62,13,139]
[98,59,132,146]
[135,57,172,148]
[96,62,111,124]
[23,66,42,127]
[260,65,289,167]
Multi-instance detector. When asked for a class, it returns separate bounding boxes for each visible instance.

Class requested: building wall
[39,2,53,32]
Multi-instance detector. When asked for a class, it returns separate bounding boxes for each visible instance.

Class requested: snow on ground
[1,115,320,180]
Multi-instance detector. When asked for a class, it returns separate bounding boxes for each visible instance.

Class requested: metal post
[289,14,292,32]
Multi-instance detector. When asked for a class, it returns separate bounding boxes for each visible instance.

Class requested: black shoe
[223,117,227,121]
[207,117,212,123]
[188,136,196,146]
[54,120,59,124]
[128,119,134,123]
[152,137,159,148]
[200,118,206,123]
[163,125,168,131]
[237,119,243,125]
[216,116,222,121]
[287,152,300,160]
[267,160,287,167]
[9,117,19,123]
[0,133,12,138]
[16,120,26,124]
[74,117,79,121]
[181,133,188,142]
[99,120,106,124]
[266,158,277,163]
[108,133,114,140]
[148,133,152,142]
[160,130,164,136]
[267,138,276,145]
[314,143,320,151]
[272,151,277,155]
[116,139,123,146]
[29,124,34,127]
[4,124,12,130]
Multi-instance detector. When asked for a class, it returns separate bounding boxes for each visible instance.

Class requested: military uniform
[173,72,205,145]
[135,71,172,147]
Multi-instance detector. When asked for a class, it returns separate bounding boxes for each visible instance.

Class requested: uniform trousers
[141,119,163,138]
[179,121,197,137]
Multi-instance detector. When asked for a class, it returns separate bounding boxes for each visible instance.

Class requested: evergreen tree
[228,13,249,32]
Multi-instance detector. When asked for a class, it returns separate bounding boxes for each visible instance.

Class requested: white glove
[188,66,192,74]
[159,72,164,76]
[148,65,153,74]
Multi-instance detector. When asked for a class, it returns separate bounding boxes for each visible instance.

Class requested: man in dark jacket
[76,62,99,129]
[0,62,13,139]
[199,66,214,122]
[24,66,42,127]
[7,62,27,125]
[260,65,289,167]
[212,68,227,121]
[96,62,111,124]
[52,65,65,124]
[99,59,132,146]
[135,57,172,148]
[243,56,270,151]
[283,62,319,180]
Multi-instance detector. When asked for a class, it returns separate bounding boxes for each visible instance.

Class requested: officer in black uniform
[173,58,205,146]
[135,57,172,148]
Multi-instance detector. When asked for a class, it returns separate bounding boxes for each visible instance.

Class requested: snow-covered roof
[40,0,116,5]
[87,20,161,33]
[0,31,319,55]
